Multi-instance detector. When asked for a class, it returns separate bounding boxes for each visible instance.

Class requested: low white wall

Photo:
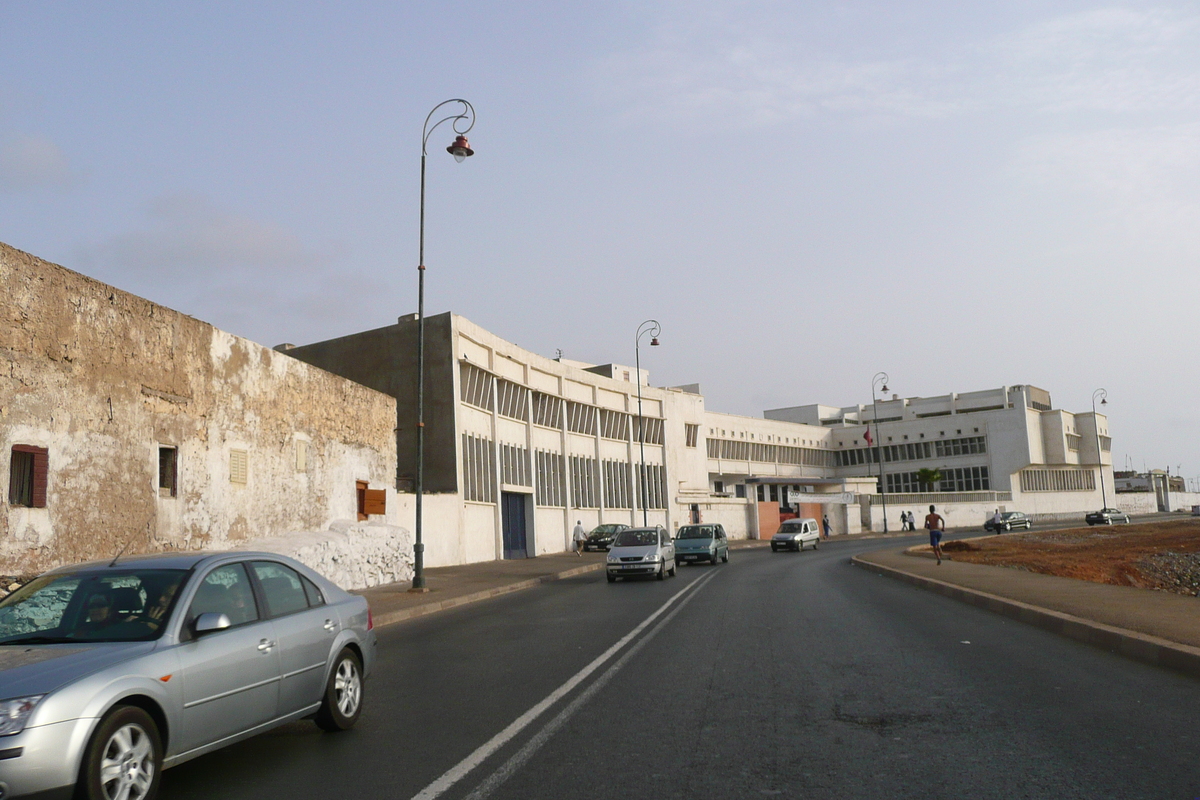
[239,520,413,591]
[677,498,755,539]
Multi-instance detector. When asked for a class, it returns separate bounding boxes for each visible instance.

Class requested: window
[460,362,494,410]
[188,563,259,628]
[685,424,699,447]
[756,485,765,501]
[158,446,177,497]
[714,480,724,493]
[8,445,47,508]
[295,440,308,472]
[569,456,599,508]
[535,450,566,507]
[1020,468,1095,492]
[229,450,248,485]
[566,401,596,435]
[251,561,309,617]
[532,393,562,429]
[301,575,325,607]
[356,482,386,519]
[462,434,496,502]
[496,379,530,420]
[500,443,531,486]
[735,484,746,498]
[603,460,632,508]
[599,409,630,441]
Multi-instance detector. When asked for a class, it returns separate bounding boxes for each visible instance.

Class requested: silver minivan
[606,527,676,582]
[771,517,821,552]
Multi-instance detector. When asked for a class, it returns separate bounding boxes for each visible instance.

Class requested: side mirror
[193,612,233,636]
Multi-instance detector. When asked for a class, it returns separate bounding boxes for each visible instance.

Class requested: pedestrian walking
[991,508,1003,531]
[924,504,945,565]
[822,514,831,539]
[572,520,587,556]
[906,510,916,531]
[899,510,907,532]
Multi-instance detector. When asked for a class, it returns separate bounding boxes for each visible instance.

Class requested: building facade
[1,242,403,578]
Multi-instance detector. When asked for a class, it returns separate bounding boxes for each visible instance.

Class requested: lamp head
[650,337,659,346]
[447,135,474,162]
[1101,397,1107,405]
[881,384,889,393]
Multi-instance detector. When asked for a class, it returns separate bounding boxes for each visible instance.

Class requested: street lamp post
[412,99,475,592]
[635,320,661,527]
[1092,388,1108,511]
[871,372,890,533]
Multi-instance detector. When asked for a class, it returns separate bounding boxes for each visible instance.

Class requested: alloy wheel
[98,723,155,800]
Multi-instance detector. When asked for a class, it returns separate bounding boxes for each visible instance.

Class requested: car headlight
[607,554,619,563]
[644,554,660,562]
[0,695,44,736]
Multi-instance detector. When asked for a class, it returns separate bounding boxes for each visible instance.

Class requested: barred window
[535,450,566,506]
[599,409,630,441]
[934,436,987,458]
[1099,436,1111,452]
[499,442,531,487]
[685,424,699,447]
[1066,434,1081,452]
[569,455,599,508]
[634,416,663,445]
[460,363,494,411]
[566,401,596,435]
[940,466,990,491]
[8,445,48,508]
[462,433,496,502]
[532,392,563,429]
[603,460,632,508]
[1020,468,1095,493]
[637,464,668,509]
[496,379,530,421]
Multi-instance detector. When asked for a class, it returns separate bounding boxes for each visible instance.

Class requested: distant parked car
[1192,505,1200,517]
[673,524,729,565]
[0,551,375,800]
[606,527,676,582]
[984,511,1032,532]
[771,518,820,552]
[583,523,630,552]
[1086,508,1132,525]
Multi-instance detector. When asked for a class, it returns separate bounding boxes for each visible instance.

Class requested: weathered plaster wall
[0,242,399,576]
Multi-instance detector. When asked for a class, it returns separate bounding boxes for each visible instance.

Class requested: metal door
[501,492,528,559]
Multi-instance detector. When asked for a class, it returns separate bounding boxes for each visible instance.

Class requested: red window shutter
[363,489,386,516]
[29,447,49,508]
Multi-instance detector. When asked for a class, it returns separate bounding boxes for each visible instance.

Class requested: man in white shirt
[572,521,587,556]
[992,509,1004,531]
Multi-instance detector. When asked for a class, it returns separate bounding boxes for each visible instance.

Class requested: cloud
[0,135,78,191]
[81,194,321,280]
[586,5,1200,126]
[989,7,1200,113]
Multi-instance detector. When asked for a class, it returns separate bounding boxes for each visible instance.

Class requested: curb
[371,562,604,629]
[852,553,1200,681]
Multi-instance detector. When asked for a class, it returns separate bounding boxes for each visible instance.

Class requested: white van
[771,517,820,552]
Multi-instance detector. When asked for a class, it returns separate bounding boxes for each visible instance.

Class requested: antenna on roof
[109,521,148,567]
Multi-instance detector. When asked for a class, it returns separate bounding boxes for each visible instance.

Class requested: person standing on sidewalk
[924,505,945,564]
[822,514,831,539]
[572,521,587,556]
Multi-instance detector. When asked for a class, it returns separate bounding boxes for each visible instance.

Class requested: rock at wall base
[237,521,414,591]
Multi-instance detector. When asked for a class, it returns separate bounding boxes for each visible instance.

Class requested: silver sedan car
[0,551,376,800]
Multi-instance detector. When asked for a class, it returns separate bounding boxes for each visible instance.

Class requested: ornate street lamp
[635,320,661,527]
[412,99,475,592]
[871,372,890,533]
[1092,388,1109,511]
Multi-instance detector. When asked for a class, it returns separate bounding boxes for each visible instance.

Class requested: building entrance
[501,492,529,559]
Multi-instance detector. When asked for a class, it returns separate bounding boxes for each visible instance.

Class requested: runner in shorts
[924,504,945,565]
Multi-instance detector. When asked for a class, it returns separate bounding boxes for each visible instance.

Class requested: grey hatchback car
[0,551,376,800]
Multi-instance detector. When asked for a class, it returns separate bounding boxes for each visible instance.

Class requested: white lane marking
[409,571,719,800]
[462,570,716,800]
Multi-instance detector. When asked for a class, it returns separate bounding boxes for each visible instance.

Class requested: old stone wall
[0,242,400,576]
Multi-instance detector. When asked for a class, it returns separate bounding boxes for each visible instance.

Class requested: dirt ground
[939,519,1200,597]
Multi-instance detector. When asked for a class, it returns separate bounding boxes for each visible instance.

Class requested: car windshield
[0,569,188,644]
[778,523,804,533]
[590,525,624,535]
[676,526,716,540]
[612,530,659,548]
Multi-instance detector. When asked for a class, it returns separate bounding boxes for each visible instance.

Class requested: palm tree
[916,467,943,493]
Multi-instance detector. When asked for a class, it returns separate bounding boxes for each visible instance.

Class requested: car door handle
[323,619,337,632]
[257,639,276,653]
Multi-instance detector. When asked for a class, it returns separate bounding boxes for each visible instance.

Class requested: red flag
[864,428,873,446]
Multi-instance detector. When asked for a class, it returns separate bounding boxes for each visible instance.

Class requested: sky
[2,2,1198,487]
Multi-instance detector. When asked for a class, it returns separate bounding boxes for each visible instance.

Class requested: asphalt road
[161,537,1200,799]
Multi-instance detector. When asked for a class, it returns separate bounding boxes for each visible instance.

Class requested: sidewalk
[358,539,771,628]
[854,546,1200,679]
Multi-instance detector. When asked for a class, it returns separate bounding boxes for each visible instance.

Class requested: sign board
[786,491,855,505]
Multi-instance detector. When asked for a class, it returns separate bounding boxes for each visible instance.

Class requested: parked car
[673,524,729,565]
[583,523,630,552]
[0,551,376,800]
[984,511,1032,532]
[1085,508,1132,525]
[771,518,820,552]
[606,527,676,582]
[1192,505,1200,517]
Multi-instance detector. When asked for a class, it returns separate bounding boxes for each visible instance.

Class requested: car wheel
[669,561,677,577]
[315,648,364,732]
[1004,522,1012,532]
[771,545,778,552]
[82,704,162,800]
[813,538,818,550]
[607,573,616,583]
[722,549,729,563]
[656,560,666,580]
